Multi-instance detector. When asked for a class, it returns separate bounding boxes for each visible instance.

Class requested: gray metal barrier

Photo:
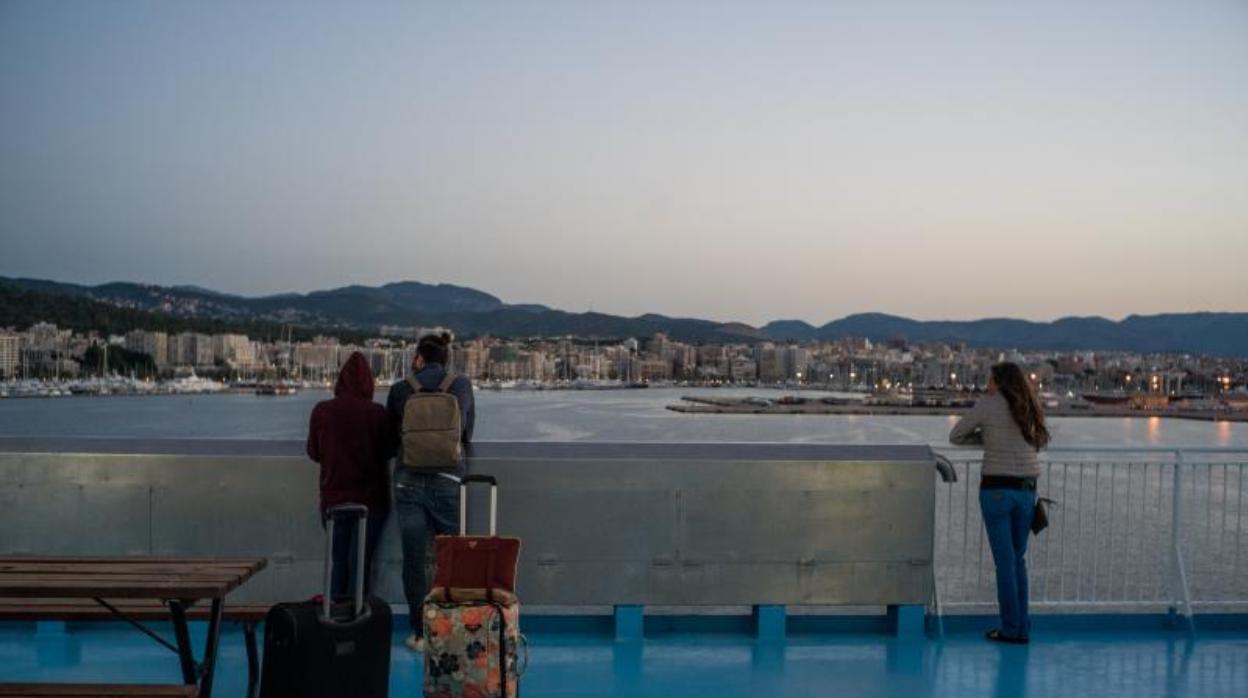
[0,438,938,608]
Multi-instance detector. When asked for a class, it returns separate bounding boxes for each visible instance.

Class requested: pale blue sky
[2,1,1246,325]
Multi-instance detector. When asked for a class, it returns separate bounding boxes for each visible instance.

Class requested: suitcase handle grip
[459,475,498,537]
[326,503,369,518]
[323,503,369,621]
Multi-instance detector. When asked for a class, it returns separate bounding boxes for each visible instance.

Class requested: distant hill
[0,276,757,343]
[2,276,1246,355]
[0,282,374,343]
[805,312,1248,356]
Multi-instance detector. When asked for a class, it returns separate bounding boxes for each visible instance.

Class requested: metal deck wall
[0,439,937,606]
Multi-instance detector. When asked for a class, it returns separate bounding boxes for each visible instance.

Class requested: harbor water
[2,387,1246,447]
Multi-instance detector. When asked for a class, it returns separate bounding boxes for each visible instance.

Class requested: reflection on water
[1218,420,1233,447]
[1148,416,1162,445]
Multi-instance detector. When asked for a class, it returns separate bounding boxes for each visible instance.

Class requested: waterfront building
[730,356,758,382]
[755,343,784,384]
[454,339,488,379]
[19,323,76,378]
[211,333,258,370]
[291,338,346,380]
[673,344,698,380]
[639,358,672,382]
[784,345,811,382]
[697,345,728,373]
[0,332,19,378]
[124,330,168,370]
[168,332,215,369]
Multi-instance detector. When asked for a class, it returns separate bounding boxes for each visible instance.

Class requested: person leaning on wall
[306,351,394,598]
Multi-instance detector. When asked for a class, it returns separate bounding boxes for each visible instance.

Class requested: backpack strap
[407,372,458,394]
[436,372,458,393]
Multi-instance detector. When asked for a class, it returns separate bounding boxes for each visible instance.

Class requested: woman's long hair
[991,362,1050,451]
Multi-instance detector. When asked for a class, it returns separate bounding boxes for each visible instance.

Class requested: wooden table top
[0,557,267,600]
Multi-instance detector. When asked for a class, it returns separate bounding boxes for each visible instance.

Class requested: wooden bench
[0,557,266,698]
[0,598,269,623]
[0,599,269,698]
[0,684,197,697]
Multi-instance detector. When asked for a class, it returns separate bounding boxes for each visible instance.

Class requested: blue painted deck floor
[2,621,1246,698]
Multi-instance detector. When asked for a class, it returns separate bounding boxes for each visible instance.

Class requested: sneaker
[405,634,425,653]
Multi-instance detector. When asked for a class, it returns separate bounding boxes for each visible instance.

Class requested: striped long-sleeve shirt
[949,393,1042,478]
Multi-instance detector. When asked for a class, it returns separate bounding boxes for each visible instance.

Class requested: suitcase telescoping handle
[459,474,497,536]
[323,503,369,621]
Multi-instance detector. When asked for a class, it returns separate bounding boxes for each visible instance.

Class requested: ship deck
[2,616,1246,697]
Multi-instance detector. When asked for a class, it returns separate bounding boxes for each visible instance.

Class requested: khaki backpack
[400,372,462,470]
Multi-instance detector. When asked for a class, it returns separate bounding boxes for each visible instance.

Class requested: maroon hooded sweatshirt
[306,352,393,514]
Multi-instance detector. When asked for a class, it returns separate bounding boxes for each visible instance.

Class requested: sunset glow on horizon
[2,1,1245,325]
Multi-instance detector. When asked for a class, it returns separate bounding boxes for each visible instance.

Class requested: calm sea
[1,387,1245,447]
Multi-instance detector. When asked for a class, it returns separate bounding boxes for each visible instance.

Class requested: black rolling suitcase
[259,504,392,698]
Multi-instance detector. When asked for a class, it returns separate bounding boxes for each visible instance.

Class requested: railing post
[1169,451,1195,634]
[753,604,786,642]
[614,605,643,642]
[887,605,926,639]
[928,568,944,639]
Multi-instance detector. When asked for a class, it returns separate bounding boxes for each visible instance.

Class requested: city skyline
[3,1,1247,324]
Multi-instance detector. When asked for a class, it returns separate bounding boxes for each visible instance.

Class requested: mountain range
[2,276,1246,356]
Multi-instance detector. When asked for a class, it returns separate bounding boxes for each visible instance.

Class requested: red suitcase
[431,475,520,595]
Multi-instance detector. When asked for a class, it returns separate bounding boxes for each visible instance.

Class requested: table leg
[244,621,260,698]
[168,599,198,685]
[198,598,225,698]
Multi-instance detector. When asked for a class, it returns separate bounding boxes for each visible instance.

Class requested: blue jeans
[322,510,387,598]
[394,468,459,633]
[980,487,1036,639]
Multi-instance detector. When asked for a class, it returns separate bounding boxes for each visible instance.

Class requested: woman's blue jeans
[980,487,1036,639]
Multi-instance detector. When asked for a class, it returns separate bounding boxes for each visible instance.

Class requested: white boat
[165,371,226,394]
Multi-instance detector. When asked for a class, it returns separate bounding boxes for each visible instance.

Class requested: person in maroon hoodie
[307,351,393,596]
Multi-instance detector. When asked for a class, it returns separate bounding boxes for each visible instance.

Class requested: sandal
[985,628,1029,645]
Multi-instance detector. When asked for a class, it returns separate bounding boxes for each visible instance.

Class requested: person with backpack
[306,351,393,597]
[386,331,475,653]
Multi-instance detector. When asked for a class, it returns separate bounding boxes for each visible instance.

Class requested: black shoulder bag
[1031,497,1057,535]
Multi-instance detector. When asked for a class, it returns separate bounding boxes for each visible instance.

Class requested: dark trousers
[394,468,459,633]
[322,509,388,598]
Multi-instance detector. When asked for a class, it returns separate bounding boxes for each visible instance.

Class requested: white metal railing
[933,447,1248,620]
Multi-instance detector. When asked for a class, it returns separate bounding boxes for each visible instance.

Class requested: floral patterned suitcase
[423,588,525,698]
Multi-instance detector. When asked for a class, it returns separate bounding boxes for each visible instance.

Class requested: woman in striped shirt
[950,362,1050,644]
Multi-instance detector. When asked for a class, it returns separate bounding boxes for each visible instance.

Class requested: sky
[1,1,1246,326]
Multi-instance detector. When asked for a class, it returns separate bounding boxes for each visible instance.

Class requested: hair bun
[439,331,453,344]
